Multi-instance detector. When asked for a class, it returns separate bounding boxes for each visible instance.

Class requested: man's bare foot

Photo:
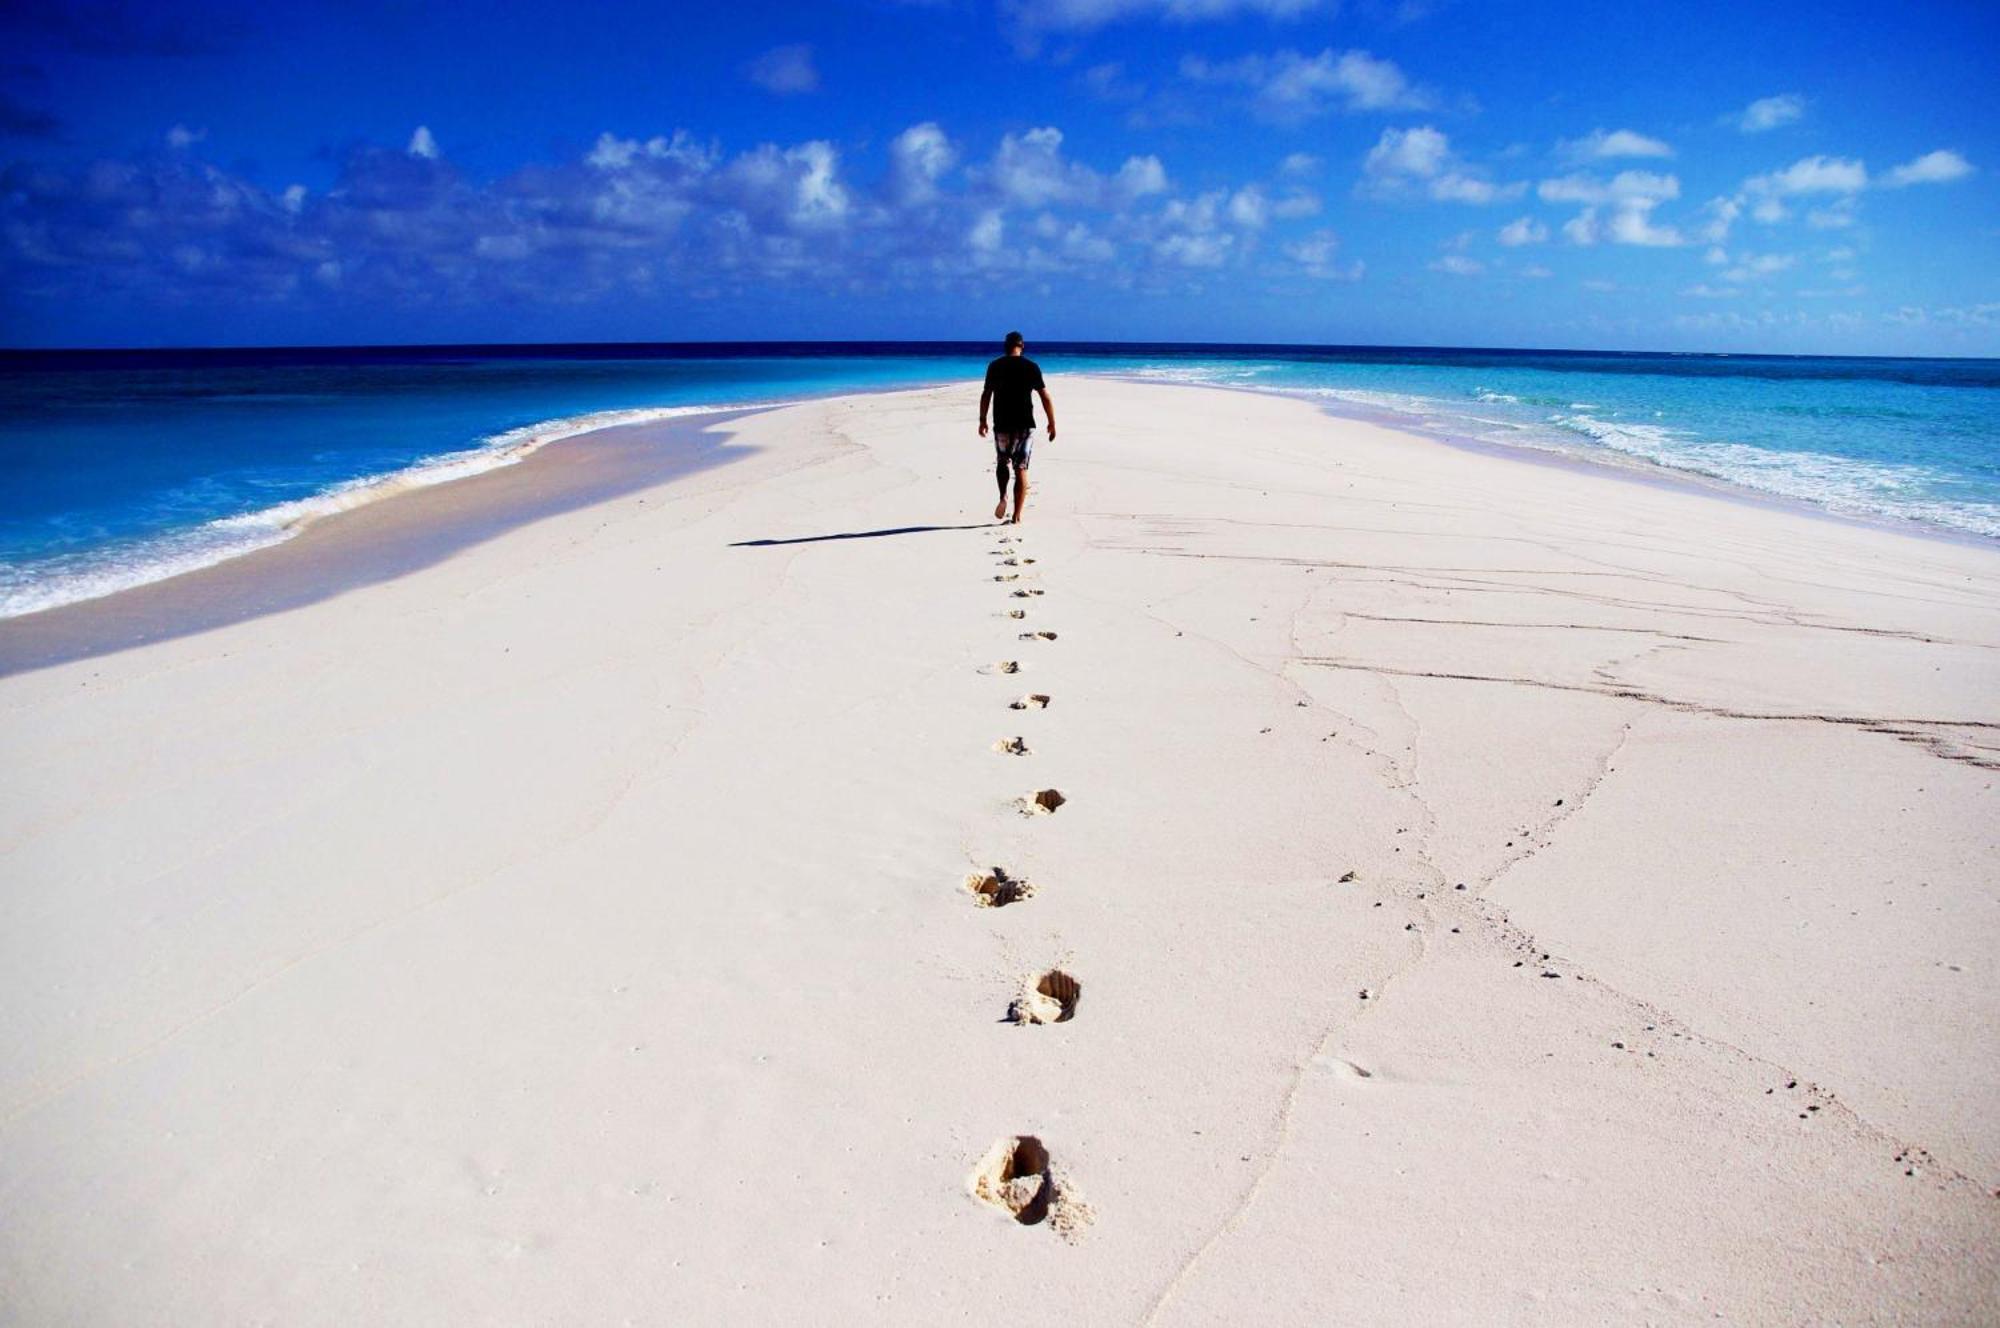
[1010,514,1023,524]
[995,499,1008,520]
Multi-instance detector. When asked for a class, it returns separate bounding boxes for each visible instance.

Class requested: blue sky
[1,0,1994,353]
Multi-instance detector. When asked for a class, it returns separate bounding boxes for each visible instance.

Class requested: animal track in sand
[1020,631,1058,642]
[970,1137,1092,1238]
[982,661,1022,675]
[994,736,1032,755]
[1011,588,1043,598]
[1019,788,1067,816]
[1009,694,1051,710]
[1008,969,1081,1024]
[967,867,1035,907]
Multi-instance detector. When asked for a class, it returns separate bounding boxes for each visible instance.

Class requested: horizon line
[3,337,1995,365]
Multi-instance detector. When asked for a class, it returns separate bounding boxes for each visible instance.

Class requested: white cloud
[1540,171,1682,247]
[722,140,850,228]
[1227,186,1269,227]
[986,127,1164,209]
[1607,205,1683,247]
[1115,154,1170,198]
[1722,251,1795,282]
[747,44,819,95]
[1536,170,1679,206]
[969,210,1004,255]
[1557,128,1673,163]
[1279,151,1321,177]
[1882,149,1973,187]
[1271,188,1320,218]
[1732,93,1806,133]
[165,124,205,150]
[1681,283,1740,298]
[1806,198,1856,229]
[889,123,957,203]
[1496,216,1547,246]
[1182,48,1428,120]
[407,126,439,160]
[280,184,307,214]
[585,130,715,173]
[1747,155,1868,196]
[1698,196,1740,243]
[1362,126,1521,205]
[1519,264,1552,278]
[1157,231,1234,267]
[1284,227,1361,279]
[1365,125,1450,178]
[1429,253,1483,275]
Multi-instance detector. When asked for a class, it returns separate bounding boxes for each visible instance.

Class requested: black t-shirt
[984,355,1045,434]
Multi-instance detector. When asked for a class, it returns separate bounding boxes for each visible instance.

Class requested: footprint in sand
[967,867,1035,907]
[995,574,1019,583]
[982,661,1022,675]
[1018,788,1066,816]
[993,736,1031,755]
[969,1136,1092,1238]
[1007,609,1027,619]
[1009,693,1051,710]
[1011,589,1043,598]
[1008,969,1081,1024]
[1019,631,1058,642]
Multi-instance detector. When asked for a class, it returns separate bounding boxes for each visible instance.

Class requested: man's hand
[1046,422,1057,441]
[978,421,989,438]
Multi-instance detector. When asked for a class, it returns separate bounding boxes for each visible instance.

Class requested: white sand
[1,379,1996,1323]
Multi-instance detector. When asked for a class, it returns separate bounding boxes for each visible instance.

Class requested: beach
[1,377,1996,1321]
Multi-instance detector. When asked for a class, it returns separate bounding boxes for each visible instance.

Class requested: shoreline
[1092,371,2000,552]
[2,378,1995,1321]
[6,368,1993,676]
[0,405,777,677]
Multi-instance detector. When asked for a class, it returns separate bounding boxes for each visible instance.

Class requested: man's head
[1004,330,1025,356]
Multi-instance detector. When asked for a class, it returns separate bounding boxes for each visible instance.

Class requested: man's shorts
[995,430,1034,467]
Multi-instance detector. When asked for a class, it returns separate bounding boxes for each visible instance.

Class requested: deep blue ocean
[2,342,1996,617]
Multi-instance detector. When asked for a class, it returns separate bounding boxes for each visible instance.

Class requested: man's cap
[1004,330,1024,348]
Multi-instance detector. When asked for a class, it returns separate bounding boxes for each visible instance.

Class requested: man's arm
[979,386,993,437]
[1037,387,1056,440]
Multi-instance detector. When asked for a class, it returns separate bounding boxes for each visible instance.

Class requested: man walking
[978,331,1055,524]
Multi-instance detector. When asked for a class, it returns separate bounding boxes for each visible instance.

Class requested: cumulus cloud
[1361,126,1521,204]
[1539,170,1682,246]
[2,118,1303,314]
[1882,148,1973,187]
[1429,253,1482,275]
[1279,151,1321,176]
[1496,215,1547,246]
[1746,155,1868,196]
[1182,47,1428,120]
[889,122,956,203]
[1557,128,1672,163]
[1721,251,1796,282]
[1284,227,1360,279]
[746,44,819,95]
[1731,93,1806,133]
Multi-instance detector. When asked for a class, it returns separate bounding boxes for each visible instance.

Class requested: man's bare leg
[995,449,1010,521]
[1011,466,1029,524]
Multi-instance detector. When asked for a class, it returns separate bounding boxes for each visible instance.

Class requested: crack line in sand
[1297,658,2000,768]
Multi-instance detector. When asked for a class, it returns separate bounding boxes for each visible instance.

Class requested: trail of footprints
[964,526,1093,1239]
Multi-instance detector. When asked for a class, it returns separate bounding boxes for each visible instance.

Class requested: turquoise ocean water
[1,343,1994,618]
